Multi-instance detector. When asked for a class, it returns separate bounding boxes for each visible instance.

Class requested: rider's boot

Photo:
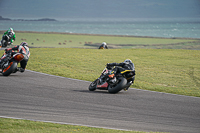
[17,67,25,73]
[124,81,133,91]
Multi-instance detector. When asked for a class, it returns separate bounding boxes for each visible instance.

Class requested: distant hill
[33,18,57,21]
[0,16,57,21]
[0,16,11,20]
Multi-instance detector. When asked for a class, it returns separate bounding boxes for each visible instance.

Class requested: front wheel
[2,40,9,47]
[108,77,127,94]
[88,79,98,91]
[2,40,6,47]
[2,61,17,76]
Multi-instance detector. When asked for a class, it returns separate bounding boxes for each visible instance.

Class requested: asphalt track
[0,70,200,133]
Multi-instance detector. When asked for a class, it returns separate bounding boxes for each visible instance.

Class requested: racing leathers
[1,29,16,44]
[106,62,135,89]
[99,43,108,49]
[4,45,30,72]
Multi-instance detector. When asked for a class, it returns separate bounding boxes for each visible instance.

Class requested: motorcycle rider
[0,28,16,45]
[106,59,135,90]
[99,42,108,49]
[0,42,30,73]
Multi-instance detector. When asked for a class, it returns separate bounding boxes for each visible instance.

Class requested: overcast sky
[0,0,200,20]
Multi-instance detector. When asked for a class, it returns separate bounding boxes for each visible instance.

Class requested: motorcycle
[0,51,25,76]
[1,34,12,47]
[89,66,135,93]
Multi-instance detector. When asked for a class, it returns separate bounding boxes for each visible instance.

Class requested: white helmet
[124,59,132,64]
[102,42,107,45]
[9,28,13,32]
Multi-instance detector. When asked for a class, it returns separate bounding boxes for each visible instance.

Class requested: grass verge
[0,32,199,133]
[1,31,199,49]
[0,118,159,133]
[5,48,198,97]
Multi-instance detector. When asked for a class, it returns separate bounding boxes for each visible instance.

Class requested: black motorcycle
[1,34,12,47]
[89,66,135,93]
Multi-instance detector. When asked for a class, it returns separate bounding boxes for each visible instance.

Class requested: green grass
[4,31,200,49]
[0,32,199,97]
[22,48,199,97]
[0,31,199,133]
[0,118,158,133]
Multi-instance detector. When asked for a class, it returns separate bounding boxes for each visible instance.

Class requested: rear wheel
[88,79,98,91]
[2,61,17,76]
[108,77,127,94]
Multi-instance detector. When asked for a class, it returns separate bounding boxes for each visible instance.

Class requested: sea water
[0,18,200,38]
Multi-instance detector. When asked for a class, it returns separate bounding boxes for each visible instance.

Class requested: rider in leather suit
[99,42,108,49]
[106,59,135,90]
[1,42,30,72]
[1,28,16,45]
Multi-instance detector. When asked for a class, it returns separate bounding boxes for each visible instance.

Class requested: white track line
[27,69,200,99]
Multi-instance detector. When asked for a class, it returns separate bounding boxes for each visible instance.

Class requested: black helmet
[124,59,132,64]
[20,42,28,47]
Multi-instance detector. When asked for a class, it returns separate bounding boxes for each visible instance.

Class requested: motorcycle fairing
[3,62,13,73]
[120,70,133,74]
[97,82,108,88]
[120,69,135,79]
[13,53,24,62]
